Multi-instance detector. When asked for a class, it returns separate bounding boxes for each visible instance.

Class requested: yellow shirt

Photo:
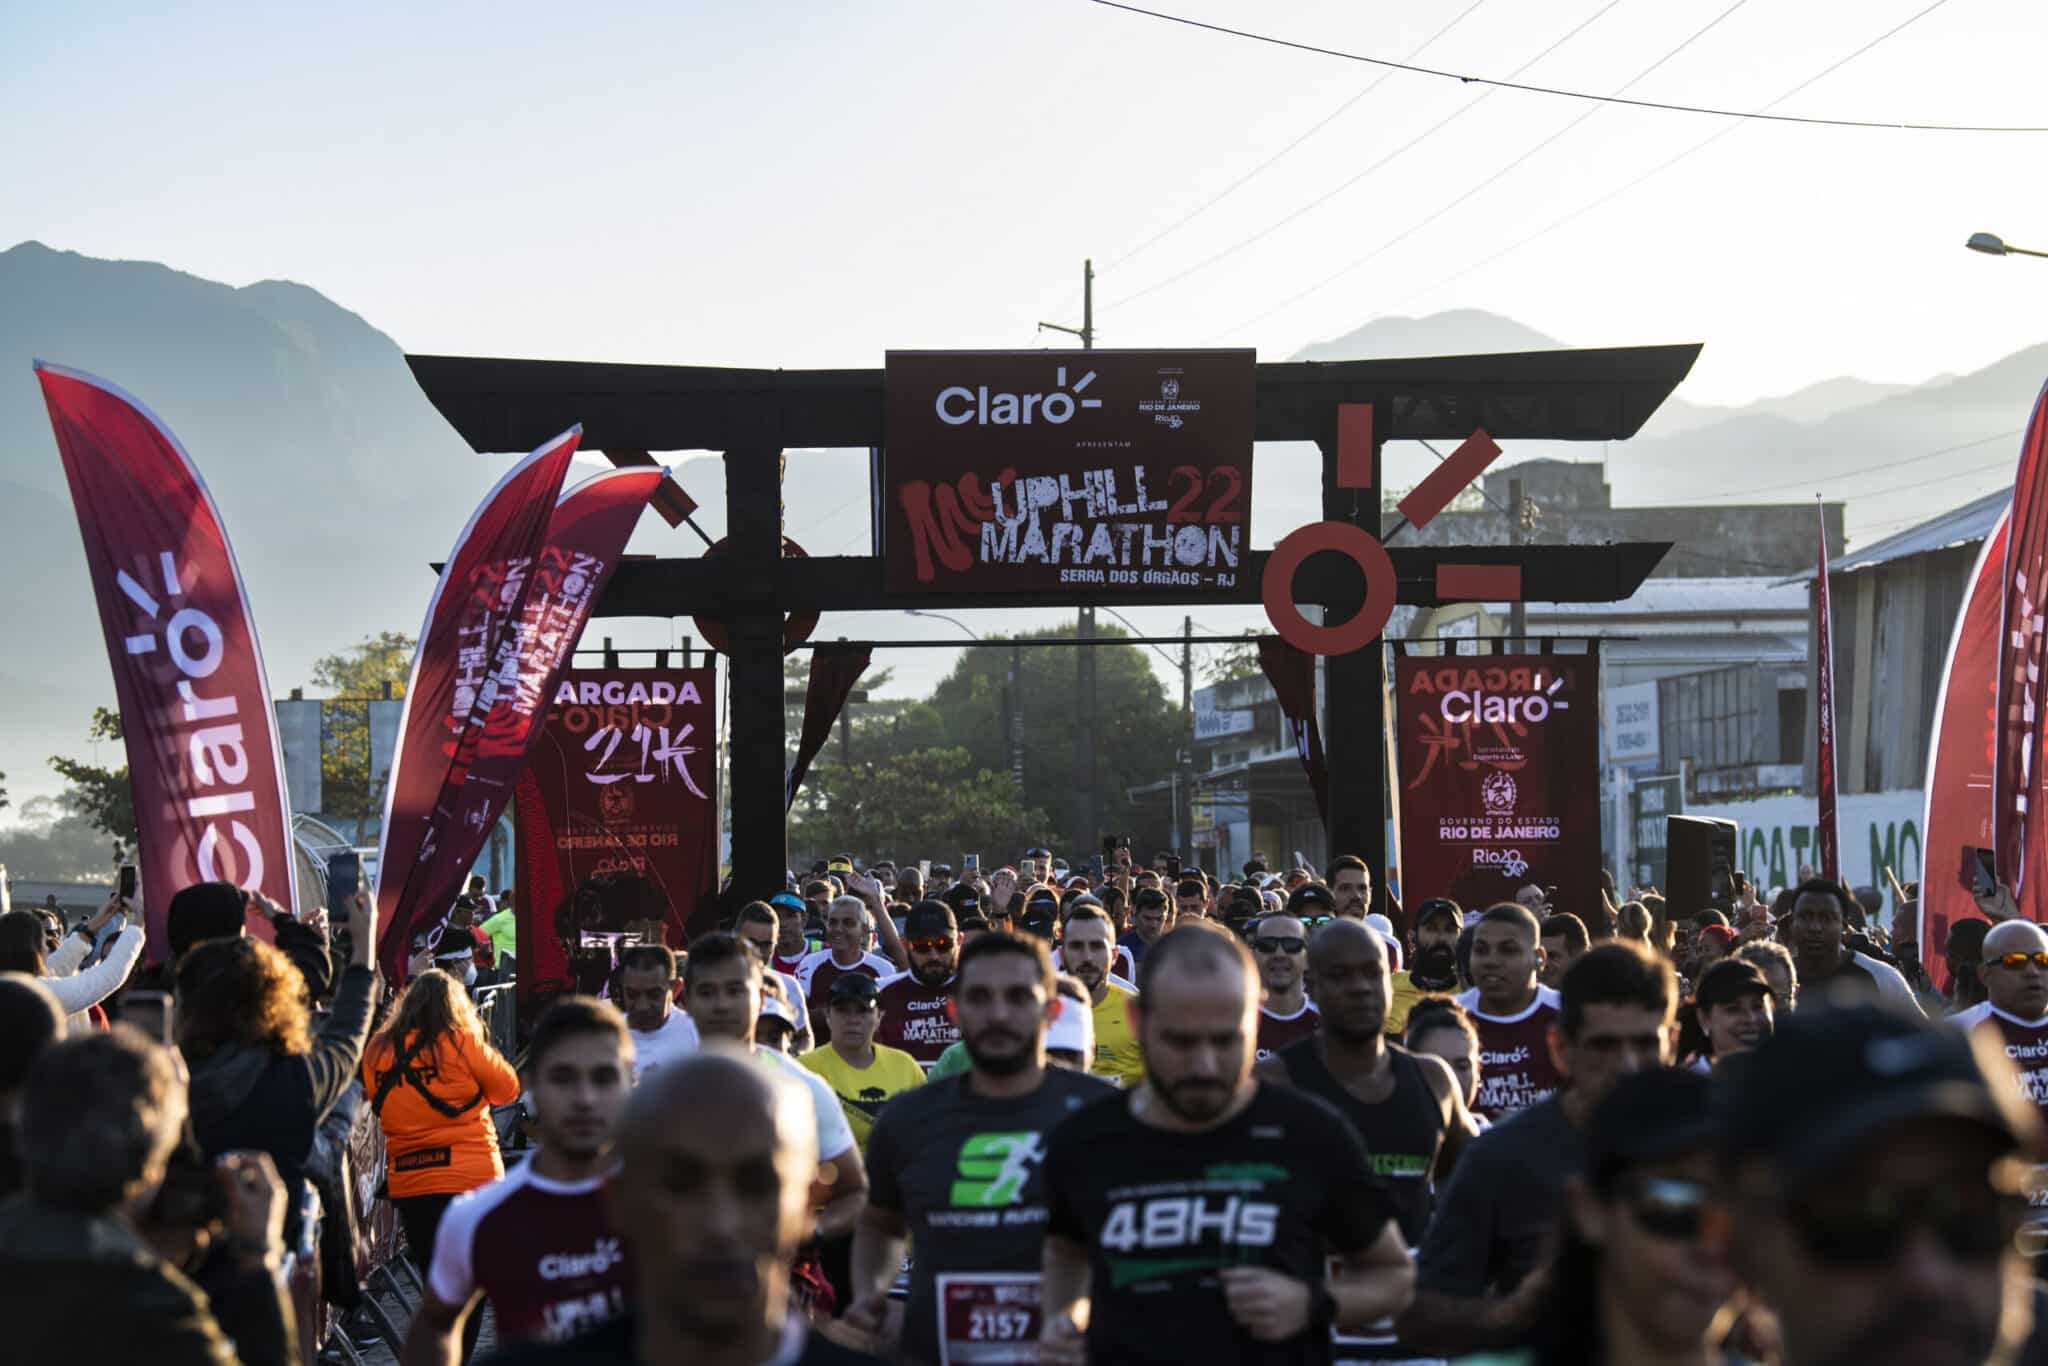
[798,1043,927,1152]
[1091,981,1145,1088]
[1386,971,1424,1036]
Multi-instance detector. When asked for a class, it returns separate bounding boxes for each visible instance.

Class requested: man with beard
[1256,920,1477,1365]
[1692,958,1774,1073]
[1719,1004,2043,1366]
[1251,912,1320,1061]
[872,902,963,1070]
[404,998,638,1362]
[845,933,1111,1364]
[1784,878,1921,1014]
[1329,855,1373,920]
[1390,899,1462,1036]
[1400,942,1676,1358]
[488,1050,888,1366]
[615,944,700,1084]
[683,935,868,1244]
[1038,924,1414,1366]
[1058,905,1145,1086]
[1455,904,1565,1121]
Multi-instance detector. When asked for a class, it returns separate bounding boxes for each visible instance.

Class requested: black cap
[1719,1003,2045,1181]
[957,914,992,933]
[907,901,960,938]
[1025,847,1052,860]
[931,864,954,878]
[1286,883,1336,915]
[828,973,880,1005]
[167,881,249,958]
[1694,959,1771,1011]
[1587,1068,1717,1191]
[1415,898,1464,930]
[940,883,982,915]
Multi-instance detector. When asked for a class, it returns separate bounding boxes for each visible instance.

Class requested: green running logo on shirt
[951,1132,1046,1206]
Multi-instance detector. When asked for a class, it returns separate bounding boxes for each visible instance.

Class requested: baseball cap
[1696,923,1738,953]
[827,859,854,877]
[940,883,982,916]
[828,973,880,1006]
[1415,897,1464,931]
[769,892,806,915]
[759,993,798,1027]
[906,901,959,939]
[1694,959,1769,1011]
[931,863,955,878]
[1587,1068,1717,1191]
[1046,989,1096,1057]
[1024,846,1053,860]
[1287,883,1336,916]
[1719,1003,2045,1181]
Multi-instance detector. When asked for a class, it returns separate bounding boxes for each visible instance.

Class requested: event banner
[1814,505,1842,882]
[1924,508,2011,991]
[882,349,1255,595]
[1394,651,1602,916]
[1996,383,2048,897]
[375,429,581,979]
[35,363,298,955]
[513,667,721,999]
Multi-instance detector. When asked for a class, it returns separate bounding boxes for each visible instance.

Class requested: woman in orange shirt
[361,968,520,1280]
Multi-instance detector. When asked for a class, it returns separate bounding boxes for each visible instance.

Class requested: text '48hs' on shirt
[1454,985,1564,1122]
[863,1066,1113,1366]
[1044,1084,1396,1366]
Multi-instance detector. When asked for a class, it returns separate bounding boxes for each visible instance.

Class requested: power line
[1089,0,2043,132]
[1215,0,1756,340]
[1370,0,1969,313]
[1110,0,1628,312]
[1097,605,1186,670]
[1674,429,2021,503]
[1100,0,1492,274]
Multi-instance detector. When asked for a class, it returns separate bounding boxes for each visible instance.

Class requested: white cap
[1364,912,1394,938]
[1046,992,1095,1057]
[758,994,797,1027]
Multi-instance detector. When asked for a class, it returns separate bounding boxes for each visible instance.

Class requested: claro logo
[936,366,1104,426]
[1441,672,1571,726]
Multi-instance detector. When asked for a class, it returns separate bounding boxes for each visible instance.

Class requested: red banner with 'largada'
[35,363,298,957]
[513,667,721,1003]
[1395,650,1602,916]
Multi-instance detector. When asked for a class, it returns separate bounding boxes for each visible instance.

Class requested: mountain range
[1,242,2038,819]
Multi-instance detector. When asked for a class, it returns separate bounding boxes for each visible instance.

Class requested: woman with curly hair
[362,968,520,1274]
[176,891,378,1244]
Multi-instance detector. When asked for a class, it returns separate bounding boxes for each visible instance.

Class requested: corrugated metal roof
[1828,489,2008,576]
[1528,576,1806,617]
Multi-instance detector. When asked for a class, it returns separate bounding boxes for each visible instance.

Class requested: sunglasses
[1776,1184,2024,1267]
[1620,1176,1711,1240]
[908,936,957,953]
[1991,951,2048,970]
[1253,936,1306,955]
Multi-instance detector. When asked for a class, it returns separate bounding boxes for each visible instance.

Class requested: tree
[0,795,127,882]
[792,746,1055,864]
[47,707,136,863]
[925,624,1180,855]
[1203,632,1263,685]
[0,769,8,816]
[311,632,414,836]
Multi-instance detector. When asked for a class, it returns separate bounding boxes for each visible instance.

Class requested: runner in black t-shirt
[845,932,1113,1364]
[486,1048,888,1366]
[1039,923,1413,1366]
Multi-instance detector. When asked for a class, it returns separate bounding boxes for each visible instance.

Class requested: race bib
[937,1271,1041,1365]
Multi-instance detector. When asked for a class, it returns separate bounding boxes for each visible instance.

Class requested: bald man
[1039,923,1413,1366]
[1953,919,2048,1121]
[490,1047,887,1365]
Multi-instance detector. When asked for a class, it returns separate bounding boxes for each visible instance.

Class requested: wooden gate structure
[408,343,1698,923]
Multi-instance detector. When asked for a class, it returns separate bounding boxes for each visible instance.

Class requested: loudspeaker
[1666,816,1738,918]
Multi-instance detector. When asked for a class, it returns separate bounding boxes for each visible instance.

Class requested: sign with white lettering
[882,350,1255,596]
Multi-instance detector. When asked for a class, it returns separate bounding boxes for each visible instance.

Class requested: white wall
[1688,788,1923,895]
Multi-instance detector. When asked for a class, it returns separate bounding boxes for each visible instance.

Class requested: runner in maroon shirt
[1251,912,1320,1060]
[1954,918,2048,1249]
[404,996,636,1361]
[1455,903,1565,1121]
[873,902,962,1070]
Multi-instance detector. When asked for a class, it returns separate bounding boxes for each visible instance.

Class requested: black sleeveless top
[1277,1037,1445,1244]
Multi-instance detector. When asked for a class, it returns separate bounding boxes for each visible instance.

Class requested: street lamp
[905,608,980,640]
[1967,231,2048,259]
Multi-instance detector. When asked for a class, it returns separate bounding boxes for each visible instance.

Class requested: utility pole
[1508,477,1527,647]
[1070,606,1099,857]
[1037,260,1096,350]
[1180,614,1195,863]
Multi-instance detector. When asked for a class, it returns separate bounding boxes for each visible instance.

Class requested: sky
[5,0,2046,406]
[4,0,2048,759]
